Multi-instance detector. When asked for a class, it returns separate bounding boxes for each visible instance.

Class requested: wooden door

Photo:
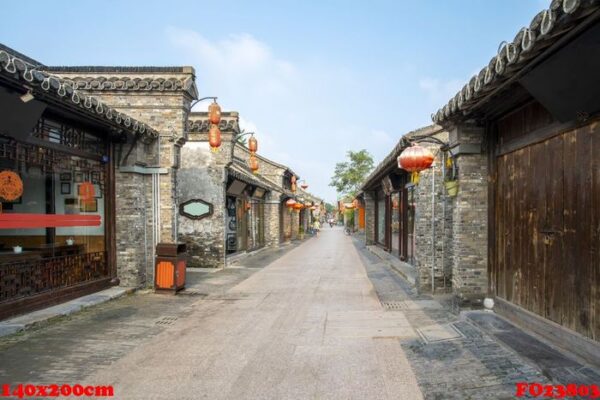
[494,122,599,340]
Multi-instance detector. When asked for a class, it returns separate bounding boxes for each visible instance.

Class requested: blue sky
[0,0,547,202]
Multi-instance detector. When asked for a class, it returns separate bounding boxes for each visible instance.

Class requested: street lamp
[235,130,260,173]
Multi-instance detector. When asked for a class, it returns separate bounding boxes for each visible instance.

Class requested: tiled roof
[361,125,443,190]
[187,112,240,133]
[46,66,194,73]
[233,143,300,182]
[432,0,600,125]
[52,76,196,93]
[0,47,159,142]
[228,161,280,193]
[44,67,198,98]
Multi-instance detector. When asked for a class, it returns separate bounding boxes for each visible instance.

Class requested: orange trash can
[154,242,187,294]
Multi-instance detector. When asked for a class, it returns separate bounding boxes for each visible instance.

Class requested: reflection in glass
[0,155,106,258]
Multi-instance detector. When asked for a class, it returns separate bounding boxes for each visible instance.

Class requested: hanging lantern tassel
[411,171,420,185]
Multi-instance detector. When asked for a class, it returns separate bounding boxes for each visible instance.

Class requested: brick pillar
[291,210,299,240]
[448,123,488,308]
[413,133,454,294]
[264,192,282,247]
[364,191,376,245]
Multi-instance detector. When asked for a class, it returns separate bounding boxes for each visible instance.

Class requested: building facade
[0,46,162,318]
[0,43,321,320]
[360,125,453,293]
[431,1,600,363]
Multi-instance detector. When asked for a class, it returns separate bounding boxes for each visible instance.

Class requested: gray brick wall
[448,124,488,307]
[51,70,195,288]
[178,130,236,268]
[364,192,376,245]
[413,132,454,293]
[264,192,283,247]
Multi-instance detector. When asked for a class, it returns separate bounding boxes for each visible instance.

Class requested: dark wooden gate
[494,121,599,341]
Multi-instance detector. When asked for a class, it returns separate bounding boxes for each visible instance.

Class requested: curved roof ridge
[432,0,600,125]
[0,47,159,142]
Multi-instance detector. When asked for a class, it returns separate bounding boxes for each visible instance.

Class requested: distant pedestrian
[313,220,321,237]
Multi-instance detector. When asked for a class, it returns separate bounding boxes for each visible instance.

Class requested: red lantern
[0,170,23,202]
[245,201,252,211]
[248,135,258,153]
[208,124,221,152]
[293,203,304,211]
[248,155,259,174]
[286,199,297,208]
[397,143,434,184]
[208,101,221,125]
[79,181,95,203]
[301,184,308,190]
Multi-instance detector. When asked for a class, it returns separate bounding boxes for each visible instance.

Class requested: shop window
[179,199,213,220]
[0,125,110,303]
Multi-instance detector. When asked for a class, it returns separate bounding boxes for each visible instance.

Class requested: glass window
[0,134,109,302]
[0,154,106,256]
[180,199,212,220]
[247,200,264,251]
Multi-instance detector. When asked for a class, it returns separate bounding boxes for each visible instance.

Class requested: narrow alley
[2,227,597,399]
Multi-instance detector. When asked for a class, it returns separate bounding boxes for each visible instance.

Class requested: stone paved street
[1,227,599,399]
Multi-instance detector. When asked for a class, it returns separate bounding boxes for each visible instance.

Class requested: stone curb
[366,245,417,286]
[0,286,136,338]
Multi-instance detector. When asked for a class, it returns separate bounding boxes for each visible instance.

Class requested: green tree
[329,149,374,197]
[324,203,336,214]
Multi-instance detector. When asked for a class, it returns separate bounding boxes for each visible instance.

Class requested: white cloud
[166,28,298,105]
[418,77,464,108]
[165,27,371,203]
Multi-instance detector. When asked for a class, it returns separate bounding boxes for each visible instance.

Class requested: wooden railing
[0,252,108,303]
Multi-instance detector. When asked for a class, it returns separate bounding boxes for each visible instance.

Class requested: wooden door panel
[495,155,507,298]
[592,122,600,341]
[496,122,599,341]
[543,135,565,327]
[563,127,593,337]
[530,141,546,317]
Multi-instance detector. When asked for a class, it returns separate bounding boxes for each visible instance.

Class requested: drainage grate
[381,300,444,311]
[155,316,178,326]
[380,301,408,310]
[178,289,207,297]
